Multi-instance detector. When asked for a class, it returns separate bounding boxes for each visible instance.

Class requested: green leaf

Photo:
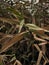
[18,19,24,33]
[10,56,16,62]
[26,24,49,32]
[7,7,24,20]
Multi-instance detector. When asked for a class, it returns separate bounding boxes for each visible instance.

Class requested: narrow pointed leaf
[0,31,28,53]
[26,24,49,32]
[7,7,24,20]
[18,19,24,33]
[0,17,19,24]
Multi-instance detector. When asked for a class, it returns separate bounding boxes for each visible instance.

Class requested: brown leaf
[0,17,19,24]
[0,31,28,53]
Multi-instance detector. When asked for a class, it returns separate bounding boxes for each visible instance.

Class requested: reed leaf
[18,19,24,33]
[0,31,28,53]
[7,7,24,20]
[26,24,49,32]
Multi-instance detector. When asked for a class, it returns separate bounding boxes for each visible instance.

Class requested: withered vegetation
[0,0,49,65]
